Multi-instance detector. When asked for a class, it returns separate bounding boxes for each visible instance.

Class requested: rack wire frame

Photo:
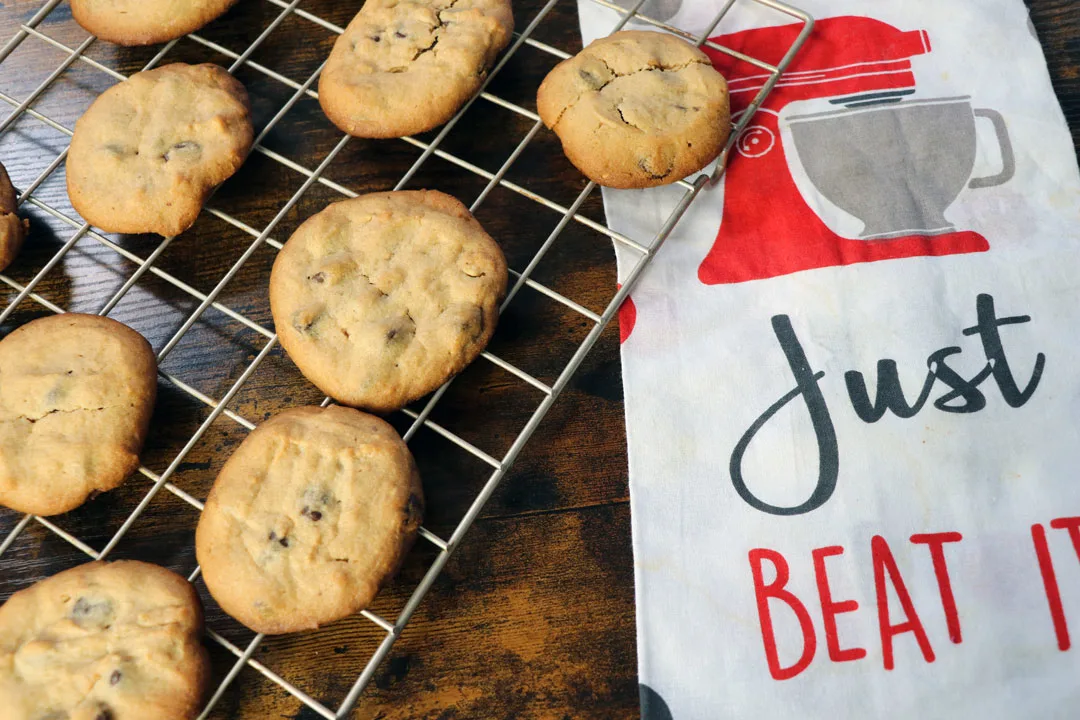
[0,0,812,716]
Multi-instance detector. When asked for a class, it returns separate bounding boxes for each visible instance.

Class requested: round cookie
[319,0,514,138]
[195,405,424,634]
[537,30,731,188]
[0,560,209,719]
[71,0,240,46]
[269,190,507,413]
[67,63,253,237]
[0,314,157,516]
[0,162,28,273]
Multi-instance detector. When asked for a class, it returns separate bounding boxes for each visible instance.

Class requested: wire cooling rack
[0,0,811,716]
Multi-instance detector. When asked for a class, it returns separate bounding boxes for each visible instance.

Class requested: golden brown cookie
[319,0,514,138]
[269,190,507,413]
[0,314,157,516]
[70,0,241,46]
[195,405,424,634]
[0,560,209,720]
[67,63,253,237]
[537,30,731,188]
[0,162,28,273]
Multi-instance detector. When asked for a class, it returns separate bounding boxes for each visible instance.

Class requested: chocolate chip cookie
[71,0,240,46]
[269,190,507,413]
[0,162,28,273]
[67,63,253,237]
[0,314,157,516]
[196,405,423,634]
[319,0,514,138]
[0,560,209,719]
[537,30,731,188]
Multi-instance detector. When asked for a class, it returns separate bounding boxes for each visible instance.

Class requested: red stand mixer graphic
[698,16,1016,285]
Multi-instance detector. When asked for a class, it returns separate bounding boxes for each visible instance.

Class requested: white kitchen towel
[575,1,1080,718]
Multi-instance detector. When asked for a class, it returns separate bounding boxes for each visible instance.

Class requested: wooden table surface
[0,1,1078,718]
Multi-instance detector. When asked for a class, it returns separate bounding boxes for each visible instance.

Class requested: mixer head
[706,16,930,114]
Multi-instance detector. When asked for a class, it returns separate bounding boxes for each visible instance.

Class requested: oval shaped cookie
[537,30,731,188]
[0,161,28,273]
[196,405,424,634]
[0,314,157,516]
[319,0,514,138]
[269,190,508,412]
[67,63,253,237]
[0,560,209,719]
[71,0,240,46]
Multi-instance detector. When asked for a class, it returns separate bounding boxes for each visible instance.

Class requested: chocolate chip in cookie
[70,595,116,629]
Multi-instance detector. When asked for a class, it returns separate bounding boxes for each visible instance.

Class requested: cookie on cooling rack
[196,405,424,634]
[537,30,731,188]
[269,190,507,413]
[0,162,28,273]
[0,560,209,719]
[67,63,253,237]
[0,313,157,516]
[319,0,515,138]
[70,0,240,46]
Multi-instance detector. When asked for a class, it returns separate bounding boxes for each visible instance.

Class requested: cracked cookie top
[195,405,424,634]
[318,0,514,138]
[0,560,208,719]
[269,190,508,413]
[0,313,157,516]
[66,63,253,237]
[70,0,240,46]
[0,161,28,274]
[537,30,731,188]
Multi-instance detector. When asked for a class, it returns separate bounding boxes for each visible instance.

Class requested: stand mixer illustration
[698,16,1015,285]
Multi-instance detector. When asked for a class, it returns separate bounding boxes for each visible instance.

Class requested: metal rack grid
[0,0,812,716]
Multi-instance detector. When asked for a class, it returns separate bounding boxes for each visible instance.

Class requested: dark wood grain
[0,1,1077,718]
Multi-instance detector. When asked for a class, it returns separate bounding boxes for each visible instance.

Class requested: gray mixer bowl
[787,97,978,239]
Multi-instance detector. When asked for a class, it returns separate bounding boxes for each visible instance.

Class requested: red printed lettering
[910,532,964,643]
[1050,516,1080,564]
[749,548,817,680]
[812,546,866,662]
[1033,521,1073,651]
[871,535,935,670]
